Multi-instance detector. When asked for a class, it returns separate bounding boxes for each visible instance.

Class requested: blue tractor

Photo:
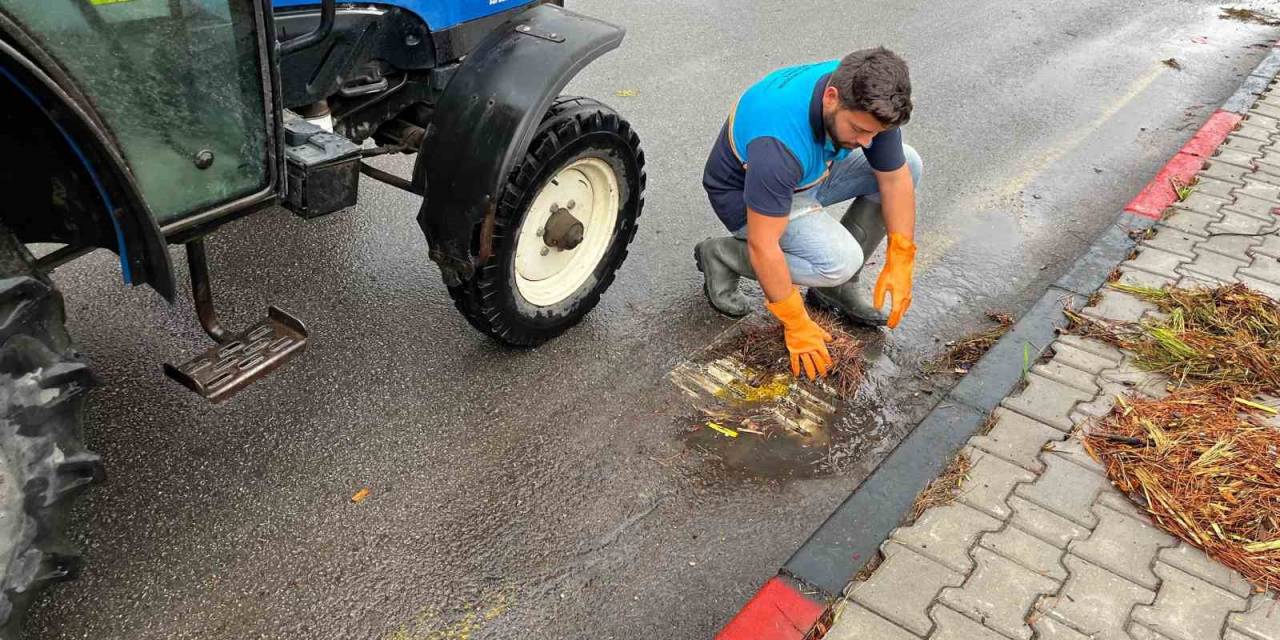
[0,0,644,634]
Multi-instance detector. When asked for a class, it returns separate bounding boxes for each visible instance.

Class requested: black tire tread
[448,96,646,346]
[0,233,101,639]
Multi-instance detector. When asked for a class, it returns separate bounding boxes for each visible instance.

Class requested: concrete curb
[715,41,1280,640]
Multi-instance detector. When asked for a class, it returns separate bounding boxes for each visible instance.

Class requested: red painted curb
[1124,109,1244,219]
[715,576,827,640]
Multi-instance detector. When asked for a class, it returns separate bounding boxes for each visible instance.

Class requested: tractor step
[163,307,308,403]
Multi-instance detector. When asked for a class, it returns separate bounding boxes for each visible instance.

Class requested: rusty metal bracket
[513,23,566,43]
[163,238,308,402]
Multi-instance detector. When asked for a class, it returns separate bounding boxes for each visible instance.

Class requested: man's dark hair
[831,47,913,127]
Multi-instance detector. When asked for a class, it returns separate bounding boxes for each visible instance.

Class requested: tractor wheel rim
[514,157,620,306]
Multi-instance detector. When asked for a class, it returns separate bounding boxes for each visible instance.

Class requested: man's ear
[822,85,840,107]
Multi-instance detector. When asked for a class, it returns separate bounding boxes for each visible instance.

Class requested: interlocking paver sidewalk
[823,78,1280,640]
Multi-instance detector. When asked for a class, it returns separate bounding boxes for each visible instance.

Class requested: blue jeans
[733,144,923,287]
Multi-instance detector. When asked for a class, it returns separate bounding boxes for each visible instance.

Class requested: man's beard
[823,110,859,150]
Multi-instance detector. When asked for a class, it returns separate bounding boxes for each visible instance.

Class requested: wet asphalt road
[26,2,1280,639]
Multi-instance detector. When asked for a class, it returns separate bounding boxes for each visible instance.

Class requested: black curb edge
[779,43,1280,601]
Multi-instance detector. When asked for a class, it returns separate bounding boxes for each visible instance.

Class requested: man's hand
[873,232,916,328]
[873,162,918,328]
[766,288,834,380]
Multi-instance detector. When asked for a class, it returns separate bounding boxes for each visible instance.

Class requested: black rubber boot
[807,198,889,327]
[694,236,756,318]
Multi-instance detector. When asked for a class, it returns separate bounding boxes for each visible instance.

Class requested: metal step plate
[163,307,308,403]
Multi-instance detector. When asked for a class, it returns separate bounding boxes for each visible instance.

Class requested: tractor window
[0,0,270,224]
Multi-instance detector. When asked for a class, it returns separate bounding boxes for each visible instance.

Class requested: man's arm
[875,164,916,238]
[745,209,794,303]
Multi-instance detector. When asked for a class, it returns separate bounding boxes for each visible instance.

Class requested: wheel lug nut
[567,200,576,209]
[536,227,544,237]
[540,247,550,256]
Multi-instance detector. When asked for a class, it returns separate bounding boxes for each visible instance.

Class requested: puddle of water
[668,319,918,480]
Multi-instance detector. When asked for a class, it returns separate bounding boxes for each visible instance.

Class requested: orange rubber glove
[873,233,917,328]
[765,288,834,380]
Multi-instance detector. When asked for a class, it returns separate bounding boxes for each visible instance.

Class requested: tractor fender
[0,25,174,299]
[412,3,625,286]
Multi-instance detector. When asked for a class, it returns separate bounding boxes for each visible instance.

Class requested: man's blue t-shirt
[702,66,905,232]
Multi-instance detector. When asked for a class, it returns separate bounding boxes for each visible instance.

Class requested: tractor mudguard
[0,27,174,299]
[412,3,624,286]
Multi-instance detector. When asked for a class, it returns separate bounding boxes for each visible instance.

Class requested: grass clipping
[1068,283,1280,590]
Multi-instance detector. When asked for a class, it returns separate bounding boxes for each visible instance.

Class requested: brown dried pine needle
[728,309,866,397]
[1084,386,1280,591]
[1069,282,1280,591]
[1066,283,1280,392]
[927,311,1015,374]
[908,452,972,522]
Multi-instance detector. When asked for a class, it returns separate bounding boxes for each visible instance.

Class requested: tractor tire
[0,233,101,639]
[448,96,646,346]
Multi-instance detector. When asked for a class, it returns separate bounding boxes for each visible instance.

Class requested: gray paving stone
[1030,616,1094,640]
[1243,111,1280,133]
[1228,592,1280,640]
[1240,273,1280,300]
[1054,335,1123,363]
[1194,175,1247,200]
[1227,629,1257,640]
[1216,147,1267,170]
[1039,435,1106,476]
[1081,289,1158,324]
[1178,270,1233,288]
[1176,191,1232,218]
[1015,455,1111,528]
[1036,555,1155,640]
[1252,102,1280,122]
[1241,252,1280,286]
[1128,623,1177,640]
[825,602,920,640]
[1116,267,1176,289]
[1050,341,1121,375]
[1009,495,1091,549]
[1158,543,1253,599]
[1030,360,1100,394]
[1251,231,1280,259]
[1235,178,1280,204]
[1250,169,1280,188]
[940,547,1059,640]
[1233,123,1277,144]
[1224,135,1271,155]
[1158,209,1219,238]
[1099,358,1171,399]
[1253,158,1280,179]
[1198,232,1266,262]
[1211,208,1280,236]
[851,542,965,636]
[1181,251,1244,283]
[969,408,1066,473]
[1141,227,1204,259]
[1000,373,1096,432]
[1126,246,1188,279]
[1132,563,1249,640]
[980,524,1068,581]
[928,605,1006,640]
[891,502,1003,574]
[1231,193,1280,222]
[1068,504,1176,590]
[955,447,1036,521]
[1070,381,1128,421]
[1096,489,1150,522]
[1202,159,1253,184]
